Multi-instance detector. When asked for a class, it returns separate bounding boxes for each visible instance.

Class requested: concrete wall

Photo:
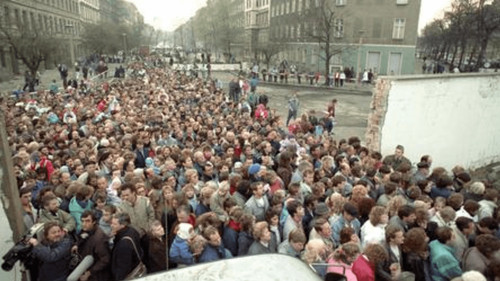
[366,73,500,171]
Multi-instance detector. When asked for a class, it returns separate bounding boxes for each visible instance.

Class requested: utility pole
[0,109,24,241]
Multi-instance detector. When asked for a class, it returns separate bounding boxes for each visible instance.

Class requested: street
[211,71,373,142]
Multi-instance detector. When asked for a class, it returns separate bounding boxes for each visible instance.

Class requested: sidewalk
[0,63,123,96]
[216,70,374,95]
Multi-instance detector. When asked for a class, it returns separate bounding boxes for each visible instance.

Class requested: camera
[2,223,44,271]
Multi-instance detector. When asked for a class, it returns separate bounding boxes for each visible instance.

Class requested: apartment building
[268,0,421,75]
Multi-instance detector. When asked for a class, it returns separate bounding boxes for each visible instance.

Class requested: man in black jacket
[75,210,111,281]
[110,213,143,281]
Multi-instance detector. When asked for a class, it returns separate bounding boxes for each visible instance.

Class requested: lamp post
[65,24,75,66]
[356,30,365,86]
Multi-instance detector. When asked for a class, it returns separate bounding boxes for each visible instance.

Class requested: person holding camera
[28,221,72,281]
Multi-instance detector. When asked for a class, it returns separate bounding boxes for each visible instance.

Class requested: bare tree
[82,22,145,55]
[0,20,63,75]
[474,0,500,70]
[255,41,283,70]
[420,0,500,71]
[304,0,348,84]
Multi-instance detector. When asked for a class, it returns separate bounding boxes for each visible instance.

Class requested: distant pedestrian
[58,64,69,89]
[339,71,346,87]
[325,99,337,134]
[362,70,369,85]
[287,92,300,126]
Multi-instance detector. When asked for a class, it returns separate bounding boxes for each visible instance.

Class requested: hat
[234,162,243,169]
[177,223,194,240]
[314,203,330,216]
[417,162,429,169]
[100,138,109,147]
[248,163,261,176]
[343,203,359,217]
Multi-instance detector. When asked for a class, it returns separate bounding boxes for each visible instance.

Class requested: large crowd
[3,57,500,281]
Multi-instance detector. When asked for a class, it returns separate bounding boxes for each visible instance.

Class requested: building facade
[269,0,421,76]
[0,0,143,81]
[0,0,81,80]
[245,0,271,59]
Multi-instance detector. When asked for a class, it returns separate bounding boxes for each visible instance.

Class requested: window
[281,3,284,15]
[336,0,346,6]
[396,0,408,4]
[335,19,344,37]
[298,0,302,13]
[292,0,296,12]
[286,1,290,14]
[372,18,382,38]
[392,18,405,39]
[4,7,10,26]
[0,49,6,68]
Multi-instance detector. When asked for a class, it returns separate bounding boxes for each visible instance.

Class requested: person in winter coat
[74,210,111,281]
[29,221,72,281]
[244,182,269,222]
[38,194,76,234]
[352,243,388,281]
[248,222,276,255]
[169,223,195,266]
[327,242,361,281]
[69,184,94,233]
[118,183,155,238]
[146,221,167,273]
[110,213,143,281]
[429,227,462,281]
[222,207,243,257]
[199,226,227,263]
[462,234,500,277]
[478,188,498,220]
[403,227,431,281]
[237,214,255,256]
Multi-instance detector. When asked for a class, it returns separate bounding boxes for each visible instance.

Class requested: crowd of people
[3,57,500,281]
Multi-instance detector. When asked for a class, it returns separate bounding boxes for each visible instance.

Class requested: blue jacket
[169,236,194,265]
[32,237,72,281]
[195,203,211,217]
[331,216,360,245]
[237,231,254,256]
[430,186,452,199]
[429,240,462,281]
[199,243,226,263]
[222,225,239,257]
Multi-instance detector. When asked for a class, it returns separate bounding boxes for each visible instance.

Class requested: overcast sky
[128,0,452,33]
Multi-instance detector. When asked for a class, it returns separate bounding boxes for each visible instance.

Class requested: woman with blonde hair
[327,242,361,281]
[386,195,407,218]
[302,239,328,278]
[326,193,345,225]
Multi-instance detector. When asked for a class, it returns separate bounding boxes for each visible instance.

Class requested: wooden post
[0,108,25,241]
